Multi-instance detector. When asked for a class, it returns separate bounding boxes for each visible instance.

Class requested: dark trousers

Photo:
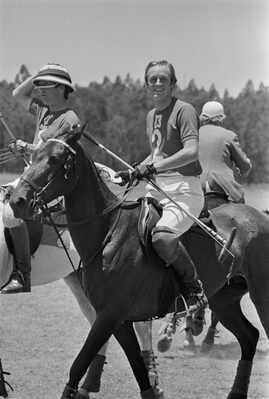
[9,222,31,275]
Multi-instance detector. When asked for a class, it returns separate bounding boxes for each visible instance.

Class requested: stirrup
[174,293,208,319]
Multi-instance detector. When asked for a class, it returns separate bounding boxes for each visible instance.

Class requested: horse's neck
[205,192,229,210]
[64,157,118,226]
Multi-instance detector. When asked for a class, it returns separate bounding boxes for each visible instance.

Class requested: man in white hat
[2,63,80,293]
[199,101,252,203]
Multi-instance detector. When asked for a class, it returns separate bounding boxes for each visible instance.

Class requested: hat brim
[33,75,74,92]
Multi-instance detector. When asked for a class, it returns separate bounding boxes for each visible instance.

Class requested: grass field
[0,175,268,398]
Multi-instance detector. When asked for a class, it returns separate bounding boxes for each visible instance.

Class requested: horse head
[9,125,83,220]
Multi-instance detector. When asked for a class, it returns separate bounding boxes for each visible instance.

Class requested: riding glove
[115,163,157,185]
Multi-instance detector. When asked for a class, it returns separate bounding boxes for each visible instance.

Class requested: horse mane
[75,139,120,207]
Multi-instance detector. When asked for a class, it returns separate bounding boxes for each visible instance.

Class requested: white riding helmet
[200,101,226,123]
[33,63,74,91]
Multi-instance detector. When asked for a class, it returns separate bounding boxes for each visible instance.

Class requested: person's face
[146,65,174,103]
[35,81,64,105]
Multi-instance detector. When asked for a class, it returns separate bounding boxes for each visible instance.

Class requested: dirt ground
[0,177,268,398]
[0,280,268,399]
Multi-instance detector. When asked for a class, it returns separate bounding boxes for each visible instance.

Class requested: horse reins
[19,137,128,274]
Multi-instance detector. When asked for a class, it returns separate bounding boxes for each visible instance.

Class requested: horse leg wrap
[228,360,253,398]
[140,387,157,399]
[80,354,106,393]
[141,351,164,398]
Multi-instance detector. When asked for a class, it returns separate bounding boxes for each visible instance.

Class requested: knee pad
[151,227,179,265]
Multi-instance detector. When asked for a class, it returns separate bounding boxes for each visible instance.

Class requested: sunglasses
[34,80,58,88]
[147,75,171,86]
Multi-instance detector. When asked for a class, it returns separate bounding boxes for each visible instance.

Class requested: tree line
[0,65,269,183]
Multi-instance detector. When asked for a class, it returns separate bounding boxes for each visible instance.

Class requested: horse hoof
[191,319,204,336]
[153,385,165,399]
[140,387,156,399]
[157,335,172,353]
[75,391,89,399]
[200,327,216,353]
[227,393,247,399]
[60,384,77,399]
[183,339,196,353]
[200,342,213,354]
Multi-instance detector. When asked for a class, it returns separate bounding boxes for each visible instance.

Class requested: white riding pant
[146,173,204,236]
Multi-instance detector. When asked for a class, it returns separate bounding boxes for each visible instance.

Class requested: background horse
[9,128,269,399]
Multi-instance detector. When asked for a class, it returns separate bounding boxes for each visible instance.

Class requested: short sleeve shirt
[146,98,202,176]
[29,99,80,146]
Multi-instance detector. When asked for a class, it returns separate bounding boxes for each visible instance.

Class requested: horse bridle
[18,138,81,273]
[21,138,78,208]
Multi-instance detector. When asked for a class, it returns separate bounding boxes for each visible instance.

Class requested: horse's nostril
[17,197,26,207]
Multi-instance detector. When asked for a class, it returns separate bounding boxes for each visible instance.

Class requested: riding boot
[154,234,207,351]
[1,223,31,294]
[78,354,106,396]
[163,240,208,313]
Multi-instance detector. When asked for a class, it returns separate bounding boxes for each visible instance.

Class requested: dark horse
[9,128,269,399]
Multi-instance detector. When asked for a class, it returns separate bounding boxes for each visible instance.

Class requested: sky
[1,0,269,96]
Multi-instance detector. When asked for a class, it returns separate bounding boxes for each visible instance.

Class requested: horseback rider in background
[187,100,253,348]
[199,100,252,202]
[1,63,80,294]
[117,60,208,319]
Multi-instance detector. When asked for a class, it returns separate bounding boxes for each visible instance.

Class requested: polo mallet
[0,112,29,166]
[83,132,236,265]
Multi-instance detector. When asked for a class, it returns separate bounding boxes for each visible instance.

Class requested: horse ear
[65,121,88,143]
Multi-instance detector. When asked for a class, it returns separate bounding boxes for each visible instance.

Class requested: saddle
[102,196,215,270]
[102,197,162,270]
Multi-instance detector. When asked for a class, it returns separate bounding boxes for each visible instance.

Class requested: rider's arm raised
[12,76,36,111]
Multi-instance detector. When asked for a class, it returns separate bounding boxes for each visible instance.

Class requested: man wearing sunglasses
[117,60,207,340]
[1,63,80,294]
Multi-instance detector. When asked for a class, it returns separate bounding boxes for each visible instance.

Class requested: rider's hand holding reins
[8,139,33,155]
[115,163,157,185]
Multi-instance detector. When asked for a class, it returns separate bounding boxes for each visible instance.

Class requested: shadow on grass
[173,342,269,361]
